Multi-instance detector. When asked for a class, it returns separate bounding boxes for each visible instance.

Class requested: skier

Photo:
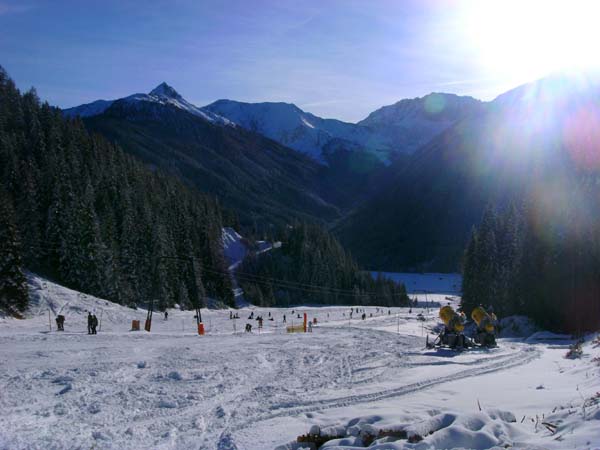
[283,314,286,323]
[245,323,252,332]
[229,311,233,319]
[87,312,93,334]
[362,313,366,320]
[91,314,98,334]
[56,315,65,331]
[308,321,313,332]
[164,311,168,321]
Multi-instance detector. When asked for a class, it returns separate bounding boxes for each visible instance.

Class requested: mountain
[336,73,600,272]
[202,99,392,163]
[62,99,114,118]
[76,83,348,231]
[358,93,484,155]
[64,82,232,125]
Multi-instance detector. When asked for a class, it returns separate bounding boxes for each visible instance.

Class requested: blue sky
[0,0,538,122]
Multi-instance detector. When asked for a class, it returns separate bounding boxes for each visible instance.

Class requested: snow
[1,274,599,450]
[120,88,233,126]
[62,99,114,118]
[372,272,462,294]
[357,93,482,156]
[62,83,234,126]
[222,227,248,270]
[202,100,392,163]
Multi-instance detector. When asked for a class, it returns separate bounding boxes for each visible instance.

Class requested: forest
[462,195,600,333]
[0,67,234,313]
[237,223,409,307]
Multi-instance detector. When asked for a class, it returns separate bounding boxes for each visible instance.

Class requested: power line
[19,242,409,299]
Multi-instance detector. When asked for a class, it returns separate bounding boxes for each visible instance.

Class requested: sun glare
[464,0,600,85]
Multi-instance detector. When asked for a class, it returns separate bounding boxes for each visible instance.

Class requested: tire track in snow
[230,344,541,434]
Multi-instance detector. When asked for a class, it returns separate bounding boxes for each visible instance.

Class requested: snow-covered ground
[1,275,599,450]
[371,272,461,295]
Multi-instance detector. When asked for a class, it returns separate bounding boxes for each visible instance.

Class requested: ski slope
[1,275,599,450]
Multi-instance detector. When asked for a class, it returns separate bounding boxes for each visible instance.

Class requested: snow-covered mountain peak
[357,93,483,154]
[202,99,392,162]
[63,84,234,126]
[149,82,183,100]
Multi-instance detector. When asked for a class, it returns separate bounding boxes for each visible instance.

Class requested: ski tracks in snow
[0,322,541,450]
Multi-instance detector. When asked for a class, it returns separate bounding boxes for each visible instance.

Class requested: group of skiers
[53,311,99,333]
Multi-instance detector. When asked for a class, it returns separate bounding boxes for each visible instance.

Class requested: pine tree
[0,190,28,314]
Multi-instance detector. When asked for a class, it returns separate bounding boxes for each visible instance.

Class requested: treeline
[0,67,233,314]
[462,196,600,333]
[237,223,409,307]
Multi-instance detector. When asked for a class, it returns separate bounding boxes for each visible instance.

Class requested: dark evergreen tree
[0,189,28,314]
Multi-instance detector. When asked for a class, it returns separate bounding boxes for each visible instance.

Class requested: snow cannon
[470,306,497,347]
[427,306,470,350]
[439,305,465,333]
[471,306,494,333]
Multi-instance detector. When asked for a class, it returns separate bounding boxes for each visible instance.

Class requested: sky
[1,0,597,122]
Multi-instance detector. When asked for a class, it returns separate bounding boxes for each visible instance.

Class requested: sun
[463,0,600,85]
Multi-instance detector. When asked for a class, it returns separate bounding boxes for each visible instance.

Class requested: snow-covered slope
[203,100,392,163]
[358,93,483,155]
[2,274,599,449]
[63,83,233,126]
[372,272,462,294]
[222,227,277,271]
[62,99,114,118]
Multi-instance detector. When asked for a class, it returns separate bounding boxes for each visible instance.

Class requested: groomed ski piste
[1,274,599,450]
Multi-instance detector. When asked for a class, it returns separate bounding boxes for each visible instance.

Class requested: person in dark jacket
[87,312,93,334]
[56,315,65,331]
[91,314,98,334]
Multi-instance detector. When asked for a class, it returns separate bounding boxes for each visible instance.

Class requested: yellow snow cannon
[471,306,497,347]
[427,305,470,350]
[471,306,494,333]
[440,305,465,333]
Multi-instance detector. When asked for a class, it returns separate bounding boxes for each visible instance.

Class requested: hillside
[337,73,600,271]
[81,87,348,231]
[358,92,483,155]
[203,99,392,163]
[0,67,234,311]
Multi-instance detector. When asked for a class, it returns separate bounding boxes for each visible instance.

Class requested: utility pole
[145,297,154,332]
[190,258,204,335]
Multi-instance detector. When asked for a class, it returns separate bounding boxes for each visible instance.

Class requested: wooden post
[303,313,307,333]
